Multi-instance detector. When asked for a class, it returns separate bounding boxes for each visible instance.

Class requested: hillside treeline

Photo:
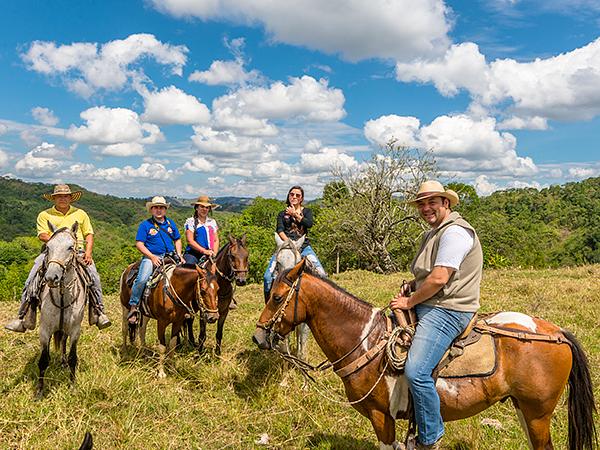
[0,176,598,301]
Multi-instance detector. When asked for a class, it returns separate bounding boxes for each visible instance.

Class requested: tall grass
[0,266,598,449]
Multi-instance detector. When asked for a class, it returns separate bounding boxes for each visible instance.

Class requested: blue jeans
[129,257,157,307]
[263,245,326,298]
[404,304,474,445]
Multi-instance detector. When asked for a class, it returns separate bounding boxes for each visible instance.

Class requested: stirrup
[128,307,139,324]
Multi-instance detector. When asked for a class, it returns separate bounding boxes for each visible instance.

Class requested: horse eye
[273,295,283,304]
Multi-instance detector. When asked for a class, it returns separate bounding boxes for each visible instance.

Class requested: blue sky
[0,0,599,199]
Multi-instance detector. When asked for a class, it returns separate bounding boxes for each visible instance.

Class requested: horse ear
[240,233,247,246]
[71,222,79,234]
[287,258,306,281]
[47,220,57,233]
[295,235,305,249]
[274,232,284,247]
[228,234,235,245]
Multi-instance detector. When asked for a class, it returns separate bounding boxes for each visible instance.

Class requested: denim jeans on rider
[262,245,326,299]
[129,257,157,307]
[404,304,474,446]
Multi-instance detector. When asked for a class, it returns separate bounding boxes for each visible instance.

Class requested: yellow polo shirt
[36,206,94,249]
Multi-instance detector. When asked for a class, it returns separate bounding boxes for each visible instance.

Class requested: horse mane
[280,265,374,310]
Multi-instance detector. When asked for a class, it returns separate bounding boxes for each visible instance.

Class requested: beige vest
[410,211,483,312]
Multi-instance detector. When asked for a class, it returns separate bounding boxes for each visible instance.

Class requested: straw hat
[191,195,220,209]
[43,184,82,202]
[146,196,170,212]
[408,180,459,208]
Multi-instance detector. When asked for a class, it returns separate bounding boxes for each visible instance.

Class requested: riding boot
[23,301,37,330]
[4,318,26,333]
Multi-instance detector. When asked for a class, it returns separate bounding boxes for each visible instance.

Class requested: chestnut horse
[253,260,597,450]
[209,234,249,355]
[120,259,219,377]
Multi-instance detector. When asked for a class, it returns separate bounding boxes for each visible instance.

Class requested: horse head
[274,233,304,274]
[196,259,219,323]
[253,258,307,350]
[44,221,78,288]
[227,234,249,286]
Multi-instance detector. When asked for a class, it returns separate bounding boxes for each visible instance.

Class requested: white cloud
[299,144,358,173]
[396,38,600,122]
[182,156,215,172]
[497,116,548,130]
[87,163,174,182]
[568,167,598,179]
[364,114,538,177]
[221,167,252,177]
[191,126,276,158]
[0,124,7,135]
[31,107,59,126]
[141,85,211,125]
[150,0,451,62]
[364,115,421,148]
[208,176,225,185]
[253,160,293,179]
[21,33,188,97]
[66,106,163,155]
[14,142,70,176]
[189,60,261,86]
[211,76,345,136]
[0,149,8,168]
[474,175,498,196]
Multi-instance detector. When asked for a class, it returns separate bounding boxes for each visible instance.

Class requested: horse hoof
[35,389,44,400]
[157,370,167,379]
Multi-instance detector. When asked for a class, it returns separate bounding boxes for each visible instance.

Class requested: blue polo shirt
[135,217,181,255]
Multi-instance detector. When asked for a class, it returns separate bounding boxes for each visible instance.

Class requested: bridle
[162,263,219,317]
[214,242,248,283]
[256,271,303,335]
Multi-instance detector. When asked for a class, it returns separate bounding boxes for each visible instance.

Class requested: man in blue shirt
[128,196,182,323]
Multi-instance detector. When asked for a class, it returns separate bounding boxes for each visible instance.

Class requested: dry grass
[0,265,598,449]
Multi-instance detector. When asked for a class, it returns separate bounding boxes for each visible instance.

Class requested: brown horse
[210,234,249,355]
[253,260,597,450]
[120,259,219,377]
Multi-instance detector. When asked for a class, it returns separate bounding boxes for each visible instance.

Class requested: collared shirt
[36,206,94,249]
[136,217,181,255]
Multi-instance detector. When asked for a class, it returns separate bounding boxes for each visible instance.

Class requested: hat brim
[146,202,170,212]
[192,202,220,209]
[408,190,459,208]
[43,191,82,202]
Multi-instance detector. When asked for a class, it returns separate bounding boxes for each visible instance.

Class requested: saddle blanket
[438,333,496,378]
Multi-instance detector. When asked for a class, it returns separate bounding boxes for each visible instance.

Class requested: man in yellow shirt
[5,184,111,332]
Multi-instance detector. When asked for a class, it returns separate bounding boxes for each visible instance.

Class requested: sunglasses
[289,192,302,198]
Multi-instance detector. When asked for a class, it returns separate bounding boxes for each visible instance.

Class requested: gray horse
[36,222,87,398]
[273,233,310,361]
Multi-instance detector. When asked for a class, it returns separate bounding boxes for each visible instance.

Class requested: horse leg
[367,409,398,450]
[215,309,229,356]
[139,315,149,349]
[156,321,168,379]
[198,317,207,355]
[121,305,129,352]
[68,338,79,382]
[56,331,67,368]
[168,322,182,355]
[295,323,310,361]
[512,398,554,450]
[185,317,196,348]
[36,339,51,399]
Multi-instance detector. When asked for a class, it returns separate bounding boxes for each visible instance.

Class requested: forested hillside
[0,176,598,302]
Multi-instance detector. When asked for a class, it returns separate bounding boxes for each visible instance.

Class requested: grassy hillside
[0,266,597,449]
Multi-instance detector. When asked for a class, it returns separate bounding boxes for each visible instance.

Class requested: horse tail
[53,330,64,353]
[562,329,597,450]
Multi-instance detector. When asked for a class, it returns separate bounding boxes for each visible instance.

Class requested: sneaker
[5,318,27,333]
[96,313,112,330]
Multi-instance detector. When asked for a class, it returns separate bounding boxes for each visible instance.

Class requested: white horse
[272,234,310,360]
[36,222,87,398]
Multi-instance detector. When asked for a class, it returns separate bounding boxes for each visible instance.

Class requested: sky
[0,0,599,200]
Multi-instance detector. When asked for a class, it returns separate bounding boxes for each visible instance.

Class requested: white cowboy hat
[191,195,220,209]
[146,196,170,212]
[408,180,459,208]
[42,184,82,202]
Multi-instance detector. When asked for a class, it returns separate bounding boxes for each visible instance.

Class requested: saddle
[126,260,178,319]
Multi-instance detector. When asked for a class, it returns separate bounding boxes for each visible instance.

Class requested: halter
[256,273,303,333]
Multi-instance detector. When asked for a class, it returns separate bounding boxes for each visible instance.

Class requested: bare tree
[314,142,437,273]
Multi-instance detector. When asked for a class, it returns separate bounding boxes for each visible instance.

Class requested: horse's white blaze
[210,281,217,291]
[515,407,534,450]
[361,308,380,351]
[487,312,537,331]
[385,375,410,418]
[436,378,459,399]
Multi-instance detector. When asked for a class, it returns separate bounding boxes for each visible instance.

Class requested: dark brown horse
[211,234,249,355]
[253,260,597,450]
[120,259,219,378]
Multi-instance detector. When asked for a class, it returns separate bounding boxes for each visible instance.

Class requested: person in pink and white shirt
[183,195,220,265]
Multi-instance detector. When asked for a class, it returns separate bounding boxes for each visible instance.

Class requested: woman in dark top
[263,185,326,299]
